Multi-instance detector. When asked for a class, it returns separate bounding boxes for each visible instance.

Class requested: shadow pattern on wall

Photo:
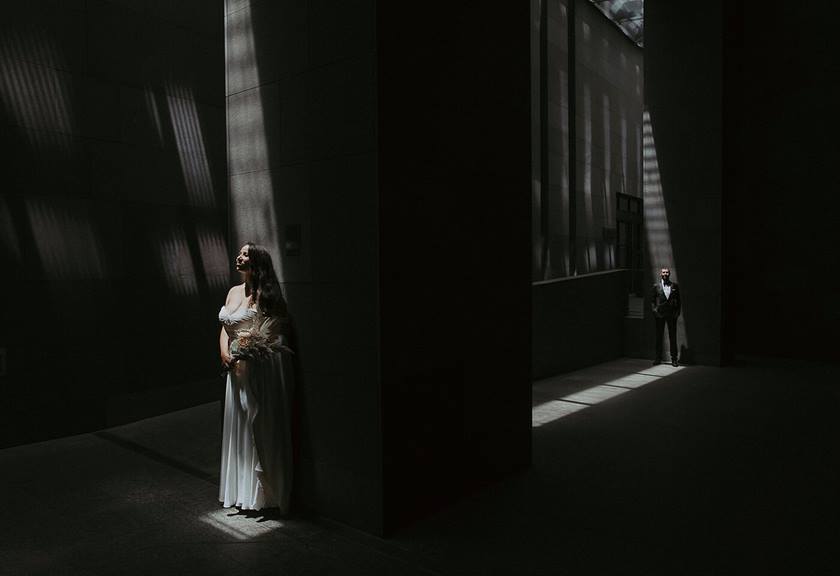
[0,1,227,447]
[225,0,381,533]
[642,108,689,358]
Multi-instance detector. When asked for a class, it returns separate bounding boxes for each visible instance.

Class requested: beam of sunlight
[582,82,596,271]
[602,92,611,222]
[0,28,75,152]
[158,228,199,296]
[226,4,261,98]
[620,100,628,194]
[532,176,545,276]
[596,372,661,389]
[199,508,283,540]
[602,92,613,268]
[226,5,281,269]
[25,199,106,280]
[144,87,165,147]
[231,170,281,279]
[642,109,688,349]
[635,122,642,191]
[635,63,642,98]
[197,226,231,291]
[562,383,629,405]
[0,197,21,261]
[558,69,570,275]
[166,83,216,208]
[533,400,588,426]
[533,364,685,427]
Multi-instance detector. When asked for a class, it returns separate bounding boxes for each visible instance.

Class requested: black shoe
[671,359,679,367]
[653,359,662,365]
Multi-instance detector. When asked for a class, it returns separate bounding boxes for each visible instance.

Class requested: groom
[651,267,681,366]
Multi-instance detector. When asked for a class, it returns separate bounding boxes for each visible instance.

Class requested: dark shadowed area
[0,0,227,448]
[1,1,838,574]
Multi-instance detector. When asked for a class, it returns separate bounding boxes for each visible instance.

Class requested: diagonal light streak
[532,363,685,427]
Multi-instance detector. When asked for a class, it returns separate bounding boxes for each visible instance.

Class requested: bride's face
[235,245,250,272]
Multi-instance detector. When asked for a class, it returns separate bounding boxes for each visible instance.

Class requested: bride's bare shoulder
[225,283,246,306]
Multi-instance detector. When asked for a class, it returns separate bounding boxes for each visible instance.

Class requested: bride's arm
[219,285,240,367]
[220,326,232,366]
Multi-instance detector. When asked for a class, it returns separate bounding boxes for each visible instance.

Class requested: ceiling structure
[589,0,644,47]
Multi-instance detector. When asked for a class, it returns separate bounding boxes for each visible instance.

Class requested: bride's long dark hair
[245,242,288,317]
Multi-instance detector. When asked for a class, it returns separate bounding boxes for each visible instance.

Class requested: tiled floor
[532,359,686,426]
[2,357,839,575]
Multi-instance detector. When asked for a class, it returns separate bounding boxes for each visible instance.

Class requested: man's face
[660,268,671,282]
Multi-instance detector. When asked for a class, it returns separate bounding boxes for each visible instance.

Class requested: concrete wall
[227,0,531,536]
[532,270,628,379]
[0,0,226,447]
[378,2,532,532]
[533,0,571,280]
[643,0,724,365]
[224,0,381,533]
[531,1,643,378]
[532,0,643,281]
[573,1,644,275]
[726,0,840,362]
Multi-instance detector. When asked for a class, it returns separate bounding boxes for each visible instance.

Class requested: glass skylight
[589,0,644,47]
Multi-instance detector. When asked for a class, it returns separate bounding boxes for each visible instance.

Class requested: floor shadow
[226,507,285,523]
[94,430,218,485]
[393,357,840,574]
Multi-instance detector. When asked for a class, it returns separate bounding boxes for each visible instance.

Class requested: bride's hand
[221,351,235,368]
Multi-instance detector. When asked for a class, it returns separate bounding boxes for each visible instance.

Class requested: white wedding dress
[218,305,294,512]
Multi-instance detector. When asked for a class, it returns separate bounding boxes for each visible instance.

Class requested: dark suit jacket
[651,281,681,319]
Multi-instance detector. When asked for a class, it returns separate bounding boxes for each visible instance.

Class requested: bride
[218,242,294,513]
